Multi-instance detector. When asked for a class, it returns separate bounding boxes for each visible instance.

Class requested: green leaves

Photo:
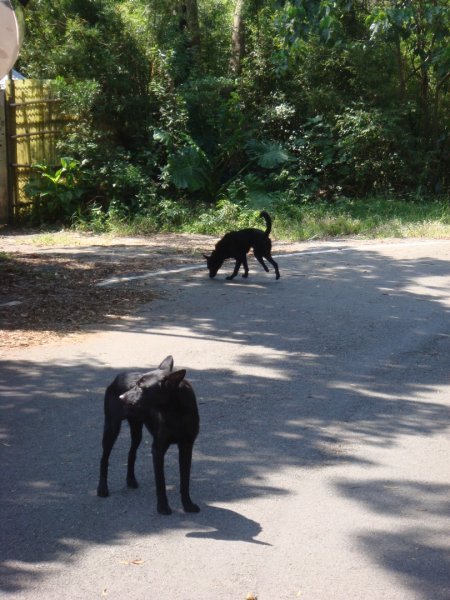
[166,146,212,192]
[16,0,450,217]
[246,140,292,169]
[24,157,88,225]
[278,0,353,50]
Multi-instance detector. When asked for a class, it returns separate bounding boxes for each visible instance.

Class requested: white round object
[0,0,22,79]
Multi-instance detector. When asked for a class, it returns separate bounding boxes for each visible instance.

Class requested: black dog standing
[97,356,200,515]
[203,210,280,280]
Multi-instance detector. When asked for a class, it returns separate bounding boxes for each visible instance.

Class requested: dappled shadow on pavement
[334,479,450,599]
[1,244,450,595]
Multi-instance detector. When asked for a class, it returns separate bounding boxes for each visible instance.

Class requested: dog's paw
[183,501,200,513]
[157,503,172,516]
[242,273,249,278]
[127,476,139,489]
[226,275,235,280]
[97,485,109,498]
[182,494,200,512]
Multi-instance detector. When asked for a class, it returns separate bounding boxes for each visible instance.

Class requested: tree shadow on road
[333,479,450,599]
[1,245,450,595]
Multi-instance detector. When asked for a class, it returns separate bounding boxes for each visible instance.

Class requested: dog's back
[215,227,267,258]
[215,210,272,259]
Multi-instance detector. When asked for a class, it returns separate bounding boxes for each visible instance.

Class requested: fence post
[0,87,9,224]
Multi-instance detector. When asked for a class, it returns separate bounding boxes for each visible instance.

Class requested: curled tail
[260,210,272,236]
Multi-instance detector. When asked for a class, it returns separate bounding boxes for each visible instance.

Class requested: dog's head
[203,252,223,278]
[119,355,186,408]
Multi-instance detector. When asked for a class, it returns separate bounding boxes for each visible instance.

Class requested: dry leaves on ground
[0,253,159,349]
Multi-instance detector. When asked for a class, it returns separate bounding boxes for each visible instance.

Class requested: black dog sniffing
[203,210,280,280]
[97,356,200,515]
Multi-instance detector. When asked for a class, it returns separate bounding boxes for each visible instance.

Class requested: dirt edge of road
[1,230,439,350]
[0,231,218,350]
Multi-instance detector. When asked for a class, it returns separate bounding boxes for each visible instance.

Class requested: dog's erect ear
[164,369,186,389]
[159,355,174,372]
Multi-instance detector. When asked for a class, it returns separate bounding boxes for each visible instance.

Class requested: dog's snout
[119,388,141,405]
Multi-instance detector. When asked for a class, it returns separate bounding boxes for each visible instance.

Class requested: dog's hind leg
[265,255,280,279]
[127,418,143,489]
[178,441,200,513]
[254,252,280,279]
[254,253,270,272]
[97,420,122,497]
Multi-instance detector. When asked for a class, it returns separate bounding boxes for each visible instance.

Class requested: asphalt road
[1,239,450,600]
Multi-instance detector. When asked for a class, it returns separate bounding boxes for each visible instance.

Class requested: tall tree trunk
[230,0,245,75]
[181,0,201,50]
[414,0,431,138]
[394,34,406,102]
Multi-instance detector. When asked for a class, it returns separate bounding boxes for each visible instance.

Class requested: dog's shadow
[184,504,272,546]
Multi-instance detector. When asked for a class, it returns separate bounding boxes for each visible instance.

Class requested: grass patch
[273,197,450,241]
[48,196,450,240]
[29,231,91,246]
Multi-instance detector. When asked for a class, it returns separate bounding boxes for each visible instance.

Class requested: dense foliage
[17,0,450,228]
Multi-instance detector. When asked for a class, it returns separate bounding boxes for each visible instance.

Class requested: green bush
[24,158,88,225]
[334,106,410,195]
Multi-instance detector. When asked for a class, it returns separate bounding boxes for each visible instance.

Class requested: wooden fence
[0,79,69,223]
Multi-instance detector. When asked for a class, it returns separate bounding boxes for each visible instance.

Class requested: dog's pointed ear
[164,369,186,389]
[159,355,174,371]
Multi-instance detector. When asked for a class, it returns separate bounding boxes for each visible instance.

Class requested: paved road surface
[1,239,450,600]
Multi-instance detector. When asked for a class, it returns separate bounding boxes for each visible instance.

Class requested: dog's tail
[260,210,272,236]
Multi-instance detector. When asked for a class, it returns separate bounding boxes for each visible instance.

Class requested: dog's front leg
[241,255,249,278]
[178,442,200,513]
[152,443,171,515]
[226,258,243,280]
[126,418,143,489]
